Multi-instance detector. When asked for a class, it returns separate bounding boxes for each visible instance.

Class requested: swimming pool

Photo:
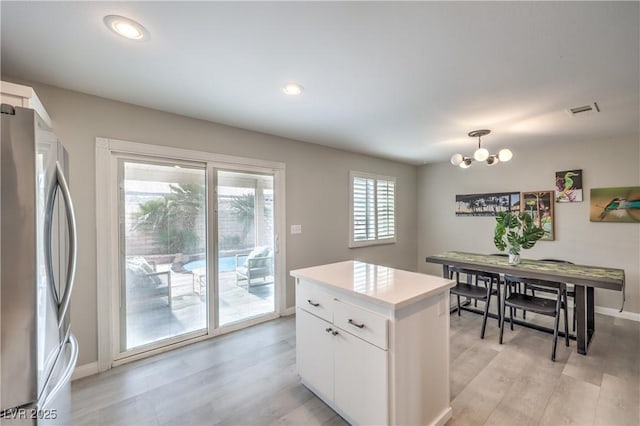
[183,256,236,273]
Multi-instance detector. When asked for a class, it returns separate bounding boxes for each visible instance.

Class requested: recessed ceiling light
[283,82,304,96]
[104,15,148,40]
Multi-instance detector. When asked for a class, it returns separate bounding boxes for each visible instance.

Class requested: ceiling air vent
[568,102,600,115]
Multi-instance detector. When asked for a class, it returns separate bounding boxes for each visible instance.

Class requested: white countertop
[290,260,454,309]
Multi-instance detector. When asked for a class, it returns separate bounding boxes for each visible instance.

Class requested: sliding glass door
[112,150,282,361]
[216,170,275,326]
[119,160,208,351]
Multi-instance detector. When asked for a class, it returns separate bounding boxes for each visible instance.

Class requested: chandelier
[450,129,513,168]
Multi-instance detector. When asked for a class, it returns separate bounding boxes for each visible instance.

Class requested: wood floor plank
[538,375,600,426]
[594,373,640,426]
[71,313,640,426]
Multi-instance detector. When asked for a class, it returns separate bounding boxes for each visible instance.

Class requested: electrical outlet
[291,224,302,234]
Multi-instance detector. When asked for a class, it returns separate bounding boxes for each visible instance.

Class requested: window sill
[348,238,397,249]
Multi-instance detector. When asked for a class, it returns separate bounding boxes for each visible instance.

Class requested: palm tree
[229,193,255,244]
[132,183,205,254]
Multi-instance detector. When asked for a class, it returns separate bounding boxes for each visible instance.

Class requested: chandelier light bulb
[474,147,489,162]
[486,155,500,166]
[498,148,513,162]
[450,153,464,166]
[459,158,472,168]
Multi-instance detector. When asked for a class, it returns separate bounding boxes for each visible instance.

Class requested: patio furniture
[125,256,172,311]
[235,247,273,290]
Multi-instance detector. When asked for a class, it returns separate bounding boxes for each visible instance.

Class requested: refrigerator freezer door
[1,106,39,411]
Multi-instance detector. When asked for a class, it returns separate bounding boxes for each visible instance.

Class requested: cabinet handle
[307,299,320,307]
[325,327,333,333]
[331,330,339,336]
[348,319,365,329]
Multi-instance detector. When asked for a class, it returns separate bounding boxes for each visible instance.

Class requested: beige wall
[417,136,640,314]
[8,79,418,365]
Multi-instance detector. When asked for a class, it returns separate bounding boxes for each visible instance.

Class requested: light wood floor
[71,312,639,425]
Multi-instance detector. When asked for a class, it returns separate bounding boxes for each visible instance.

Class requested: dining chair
[449,266,501,339]
[538,258,576,331]
[500,274,569,361]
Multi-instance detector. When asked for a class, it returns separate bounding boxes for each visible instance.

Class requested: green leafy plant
[494,212,544,255]
[229,193,255,243]
[132,183,205,254]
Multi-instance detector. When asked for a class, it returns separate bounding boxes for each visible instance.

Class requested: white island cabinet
[291,261,455,426]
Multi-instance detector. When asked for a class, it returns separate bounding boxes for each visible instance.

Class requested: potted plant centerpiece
[494,212,544,265]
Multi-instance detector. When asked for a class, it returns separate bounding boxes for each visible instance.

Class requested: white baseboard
[281,307,295,316]
[595,306,640,322]
[71,361,99,381]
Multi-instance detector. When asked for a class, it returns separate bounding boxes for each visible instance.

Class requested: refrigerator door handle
[55,161,77,327]
[40,334,78,409]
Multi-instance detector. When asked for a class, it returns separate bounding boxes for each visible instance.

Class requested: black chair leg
[499,303,506,344]
[480,287,491,339]
[456,294,461,316]
[509,307,514,330]
[496,281,502,327]
[563,291,570,347]
[551,296,561,361]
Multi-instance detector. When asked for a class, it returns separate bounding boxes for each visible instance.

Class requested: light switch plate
[291,224,302,234]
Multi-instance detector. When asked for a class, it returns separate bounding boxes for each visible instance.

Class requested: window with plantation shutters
[349,172,396,247]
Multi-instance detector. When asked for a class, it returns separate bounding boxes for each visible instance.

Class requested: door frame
[96,137,286,371]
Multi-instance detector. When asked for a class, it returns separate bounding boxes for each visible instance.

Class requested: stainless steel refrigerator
[1,104,78,425]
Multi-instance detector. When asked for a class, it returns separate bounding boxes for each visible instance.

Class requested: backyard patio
[125,263,274,350]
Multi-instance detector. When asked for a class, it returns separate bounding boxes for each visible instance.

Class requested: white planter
[508,253,521,265]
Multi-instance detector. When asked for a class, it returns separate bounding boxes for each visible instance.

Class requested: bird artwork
[598,198,640,220]
[555,170,583,202]
[591,187,640,222]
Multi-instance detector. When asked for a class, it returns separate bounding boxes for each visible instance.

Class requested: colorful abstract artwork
[521,191,554,240]
[555,169,583,202]
[455,192,520,216]
[590,187,640,222]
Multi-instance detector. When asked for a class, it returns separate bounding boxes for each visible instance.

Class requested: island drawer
[333,299,388,350]
[295,279,333,322]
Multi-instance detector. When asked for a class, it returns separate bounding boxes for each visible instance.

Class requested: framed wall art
[521,190,554,240]
[455,192,520,216]
[590,187,640,222]
[555,169,583,202]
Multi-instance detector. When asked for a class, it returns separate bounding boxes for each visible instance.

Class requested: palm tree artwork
[521,191,554,240]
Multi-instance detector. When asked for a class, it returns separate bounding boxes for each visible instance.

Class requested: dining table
[425,251,626,355]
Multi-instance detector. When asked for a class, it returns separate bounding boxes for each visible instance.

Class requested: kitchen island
[291,261,455,426]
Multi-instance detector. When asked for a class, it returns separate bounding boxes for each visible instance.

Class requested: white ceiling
[2,1,638,165]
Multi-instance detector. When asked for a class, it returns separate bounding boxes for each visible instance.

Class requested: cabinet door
[334,329,388,425]
[296,308,334,401]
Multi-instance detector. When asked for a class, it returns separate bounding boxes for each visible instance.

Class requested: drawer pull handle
[325,327,333,333]
[331,330,339,336]
[348,319,365,329]
[307,299,320,307]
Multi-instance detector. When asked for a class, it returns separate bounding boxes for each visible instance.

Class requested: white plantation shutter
[350,172,396,247]
[376,179,395,239]
[353,176,376,241]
